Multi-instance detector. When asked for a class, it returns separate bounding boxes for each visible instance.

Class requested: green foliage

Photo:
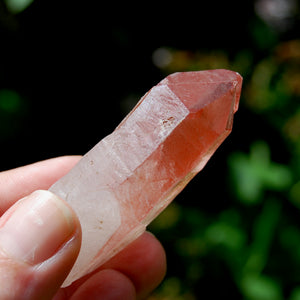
[150,11,300,299]
[229,141,292,204]
[0,89,26,138]
[4,0,34,13]
[0,89,21,113]
[290,287,300,300]
[241,274,282,300]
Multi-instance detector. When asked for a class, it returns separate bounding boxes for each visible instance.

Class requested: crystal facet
[50,69,242,286]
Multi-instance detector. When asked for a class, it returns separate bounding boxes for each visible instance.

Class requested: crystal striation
[49,69,242,286]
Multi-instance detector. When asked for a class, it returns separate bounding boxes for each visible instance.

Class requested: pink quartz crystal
[50,69,242,286]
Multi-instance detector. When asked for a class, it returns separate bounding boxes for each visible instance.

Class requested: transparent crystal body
[50,69,242,286]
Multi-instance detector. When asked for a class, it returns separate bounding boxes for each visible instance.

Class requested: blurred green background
[0,0,300,299]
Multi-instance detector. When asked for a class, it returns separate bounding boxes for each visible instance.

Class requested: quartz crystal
[50,69,242,286]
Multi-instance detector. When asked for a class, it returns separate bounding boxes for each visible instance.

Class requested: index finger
[0,156,81,214]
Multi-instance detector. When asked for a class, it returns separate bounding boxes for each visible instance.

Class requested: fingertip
[0,190,82,299]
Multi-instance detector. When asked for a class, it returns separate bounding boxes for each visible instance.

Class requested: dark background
[0,0,256,168]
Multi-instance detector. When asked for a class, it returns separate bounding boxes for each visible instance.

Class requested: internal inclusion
[50,69,242,286]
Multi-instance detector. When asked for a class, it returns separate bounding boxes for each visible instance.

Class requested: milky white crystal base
[50,69,242,287]
[50,84,190,286]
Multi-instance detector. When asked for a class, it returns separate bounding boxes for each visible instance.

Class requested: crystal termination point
[49,69,243,286]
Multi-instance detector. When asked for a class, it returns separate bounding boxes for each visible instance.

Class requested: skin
[0,156,167,299]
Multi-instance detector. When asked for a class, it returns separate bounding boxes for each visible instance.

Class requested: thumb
[0,190,81,300]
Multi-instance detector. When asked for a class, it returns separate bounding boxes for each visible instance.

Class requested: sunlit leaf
[241,274,282,300]
[229,141,292,204]
[244,199,281,274]
[4,0,34,13]
[205,221,246,250]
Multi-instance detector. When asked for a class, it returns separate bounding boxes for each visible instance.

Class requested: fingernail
[0,190,75,265]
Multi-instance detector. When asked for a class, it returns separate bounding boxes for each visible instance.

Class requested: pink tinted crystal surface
[50,69,242,286]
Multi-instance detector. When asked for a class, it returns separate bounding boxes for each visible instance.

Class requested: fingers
[0,156,81,214]
[69,269,136,300]
[101,231,167,299]
[0,157,167,299]
[0,190,81,300]
[67,231,166,300]
[63,232,166,300]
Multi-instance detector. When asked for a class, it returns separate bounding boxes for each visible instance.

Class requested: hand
[0,156,166,299]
